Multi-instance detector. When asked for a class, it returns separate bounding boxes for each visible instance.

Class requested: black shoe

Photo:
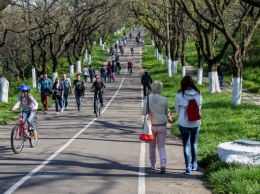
[160,167,166,174]
[78,108,81,111]
[101,104,104,107]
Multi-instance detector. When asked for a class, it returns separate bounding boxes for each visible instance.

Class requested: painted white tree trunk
[161,55,164,64]
[100,38,102,46]
[83,50,88,64]
[197,68,203,85]
[93,41,96,46]
[0,77,9,102]
[76,61,81,74]
[158,52,160,60]
[69,65,74,77]
[231,77,242,105]
[102,44,105,50]
[52,72,58,84]
[88,54,92,65]
[156,48,159,59]
[32,67,36,88]
[168,59,172,77]
[151,40,154,46]
[172,61,178,74]
[181,66,186,77]
[208,71,221,93]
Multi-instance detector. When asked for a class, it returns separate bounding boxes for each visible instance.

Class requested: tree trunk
[229,49,243,105]
[197,55,204,85]
[208,64,221,93]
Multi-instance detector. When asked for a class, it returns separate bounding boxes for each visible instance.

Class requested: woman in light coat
[142,81,173,174]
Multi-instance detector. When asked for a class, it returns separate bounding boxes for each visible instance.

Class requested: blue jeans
[178,125,200,167]
[83,75,88,83]
[62,93,69,108]
[90,74,94,83]
[75,92,82,109]
[54,95,62,112]
[22,111,36,130]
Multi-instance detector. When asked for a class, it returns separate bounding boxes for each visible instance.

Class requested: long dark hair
[178,75,200,95]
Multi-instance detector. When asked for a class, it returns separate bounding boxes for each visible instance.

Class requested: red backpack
[186,99,201,121]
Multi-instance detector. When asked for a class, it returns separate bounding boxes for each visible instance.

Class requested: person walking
[88,65,95,83]
[82,65,89,83]
[174,75,202,175]
[107,61,112,83]
[141,70,152,97]
[142,81,173,174]
[99,65,106,82]
[38,72,52,114]
[116,61,121,75]
[52,77,64,115]
[111,62,116,82]
[217,62,227,86]
[61,73,71,110]
[73,74,85,111]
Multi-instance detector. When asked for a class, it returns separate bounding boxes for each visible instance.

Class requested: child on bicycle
[11,84,38,138]
[91,76,106,114]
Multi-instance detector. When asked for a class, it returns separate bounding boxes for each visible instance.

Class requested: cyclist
[127,60,133,75]
[11,85,38,138]
[91,76,106,114]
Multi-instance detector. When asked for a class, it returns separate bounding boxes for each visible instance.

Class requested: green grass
[141,45,260,194]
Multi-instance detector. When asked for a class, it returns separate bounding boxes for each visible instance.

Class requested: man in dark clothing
[141,71,152,97]
[217,62,227,86]
[100,65,105,82]
[88,65,95,83]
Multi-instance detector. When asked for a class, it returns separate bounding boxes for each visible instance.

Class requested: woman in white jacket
[142,81,173,174]
[175,75,202,175]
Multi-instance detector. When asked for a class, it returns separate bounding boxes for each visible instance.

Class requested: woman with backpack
[174,75,202,175]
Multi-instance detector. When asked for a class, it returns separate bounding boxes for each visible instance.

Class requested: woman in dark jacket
[52,77,64,114]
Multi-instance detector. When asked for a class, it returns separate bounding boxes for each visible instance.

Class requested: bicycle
[11,110,39,154]
[94,90,102,117]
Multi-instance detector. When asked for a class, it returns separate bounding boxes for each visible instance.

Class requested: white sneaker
[56,112,59,115]
[61,108,63,112]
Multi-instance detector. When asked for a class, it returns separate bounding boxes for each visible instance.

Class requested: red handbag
[139,95,154,142]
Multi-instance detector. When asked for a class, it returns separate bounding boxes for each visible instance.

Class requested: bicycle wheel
[29,121,38,148]
[95,100,99,117]
[98,103,101,116]
[11,125,24,154]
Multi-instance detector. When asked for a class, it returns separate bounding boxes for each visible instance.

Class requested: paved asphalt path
[0,29,211,194]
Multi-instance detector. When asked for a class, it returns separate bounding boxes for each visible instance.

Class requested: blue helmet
[18,85,30,93]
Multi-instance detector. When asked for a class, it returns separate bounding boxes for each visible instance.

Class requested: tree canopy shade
[241,0,260,7]
[0,0,12,12]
